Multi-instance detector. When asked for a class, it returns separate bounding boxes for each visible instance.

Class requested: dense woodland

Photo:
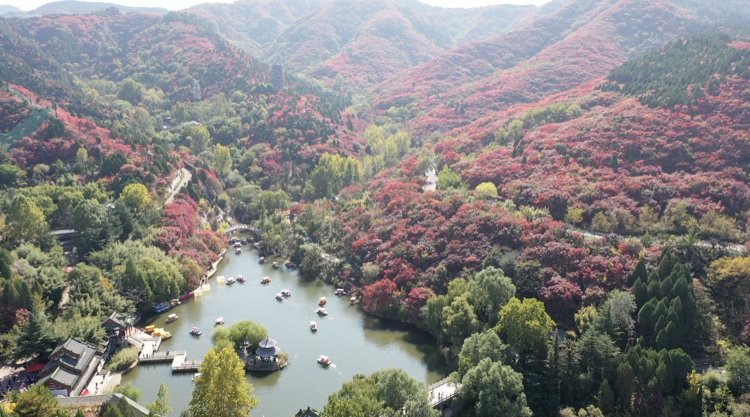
[1,0,750,416]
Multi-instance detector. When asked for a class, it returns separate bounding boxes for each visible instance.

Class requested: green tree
[458,330,508,377]
[114,383,142,402]
[310,153,363,199]
[148,383,171,417]
[459,358,532,417]
[496,297,555,366]
[188,345,258,417]
[212,144,232,177]
[474,182,498,198]
[727,347,750,395]
[322,369,436,417]
[72,199,112,254]
[436,165,464,190]
[228,320,268,353]
[5,194,48,245]
[117,78,145,104]
[467,266,515,327]
[182,124,211,153]
[119,183,152,213]
[0,163,25,188]
[15,298,60,360]
[9,385,60,417]
[442,295,481,349]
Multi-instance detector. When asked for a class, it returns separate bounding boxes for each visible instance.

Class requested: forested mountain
[375,0,750,138]
[186,0,533,84]
[1,1,750,417]
[0,1,167,17]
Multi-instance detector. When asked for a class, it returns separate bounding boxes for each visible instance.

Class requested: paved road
[165,168,192,205]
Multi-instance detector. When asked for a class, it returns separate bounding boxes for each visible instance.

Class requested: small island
[243,337,288,372]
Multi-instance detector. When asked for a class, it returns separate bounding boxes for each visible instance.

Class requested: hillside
[187,0,534,84]
[375,0,750,139]
[0,1,167,17]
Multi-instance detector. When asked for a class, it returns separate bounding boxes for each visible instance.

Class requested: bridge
[427,377,460,409]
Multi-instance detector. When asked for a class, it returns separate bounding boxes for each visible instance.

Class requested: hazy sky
[5,0,550,12]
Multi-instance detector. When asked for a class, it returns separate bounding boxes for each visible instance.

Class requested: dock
[136,350,202,373]
[139,350,185,364]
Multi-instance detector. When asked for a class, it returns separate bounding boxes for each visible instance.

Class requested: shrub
[107,346,140,372]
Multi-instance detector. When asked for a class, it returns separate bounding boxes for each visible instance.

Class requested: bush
[107,346,140,372]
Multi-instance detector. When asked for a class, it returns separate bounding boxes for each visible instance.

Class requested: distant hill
[186,0,535,84]
[374,0,750,139]
[0,1,167,17]
[0,5,21,15]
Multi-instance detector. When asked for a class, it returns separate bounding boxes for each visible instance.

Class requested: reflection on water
[122,248,445,417]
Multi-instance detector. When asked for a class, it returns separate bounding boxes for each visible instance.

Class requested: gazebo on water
[245,337,288,372]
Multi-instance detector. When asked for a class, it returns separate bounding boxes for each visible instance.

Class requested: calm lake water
[122,248,444,417]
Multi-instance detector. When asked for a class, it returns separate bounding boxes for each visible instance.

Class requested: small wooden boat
[310,321,318,332]
[235,247,242,254]
[143,325,156,334]
[316,308,328,316]
[214,317,225,326]
[284,260,297,268]
[318,297,327,306]
[236,275,245,283]
[233,242,242,248]
[281,289,291,297]
[275,292,284,301]
[350,295,357,304]
[272,261,280,269]
[226,277,236,285]
[165,313,179,323]
[335,288,346,296]
[261,276,271,284]
[317,355,332,367]
[259,256,266,264]
[189,326,203,336]
[178,291,194,302]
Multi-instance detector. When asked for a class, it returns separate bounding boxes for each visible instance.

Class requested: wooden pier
[137,350,202,373]
[139,350,185,364]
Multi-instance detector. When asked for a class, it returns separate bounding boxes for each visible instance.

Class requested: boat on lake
[284,260,296,268]
[189,326,202,336]
[236,275,245,283]
[272,261,280,269]
[318,297,327,306]
[152,328,171,339]
[335,288,346,296]
[317,355,331,367]
[275,292,284,301]
[281,289,291,297]
[261,276,271,284]
[165,313,179,323]
[259,256,266,264]
[143,325,156,334]
[226,276,237,285]
[310,321,318,332]
[178,291,194,302]
[215,317,225,326]
[316,308,328,316]
[235,247,242,254]
[350,296,357,304]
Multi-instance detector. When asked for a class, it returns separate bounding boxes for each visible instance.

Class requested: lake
[121,248,445,417]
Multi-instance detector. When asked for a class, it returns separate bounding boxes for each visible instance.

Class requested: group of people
[0,369,32,400]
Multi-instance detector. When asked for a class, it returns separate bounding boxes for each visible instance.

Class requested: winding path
[165,168,192,206]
